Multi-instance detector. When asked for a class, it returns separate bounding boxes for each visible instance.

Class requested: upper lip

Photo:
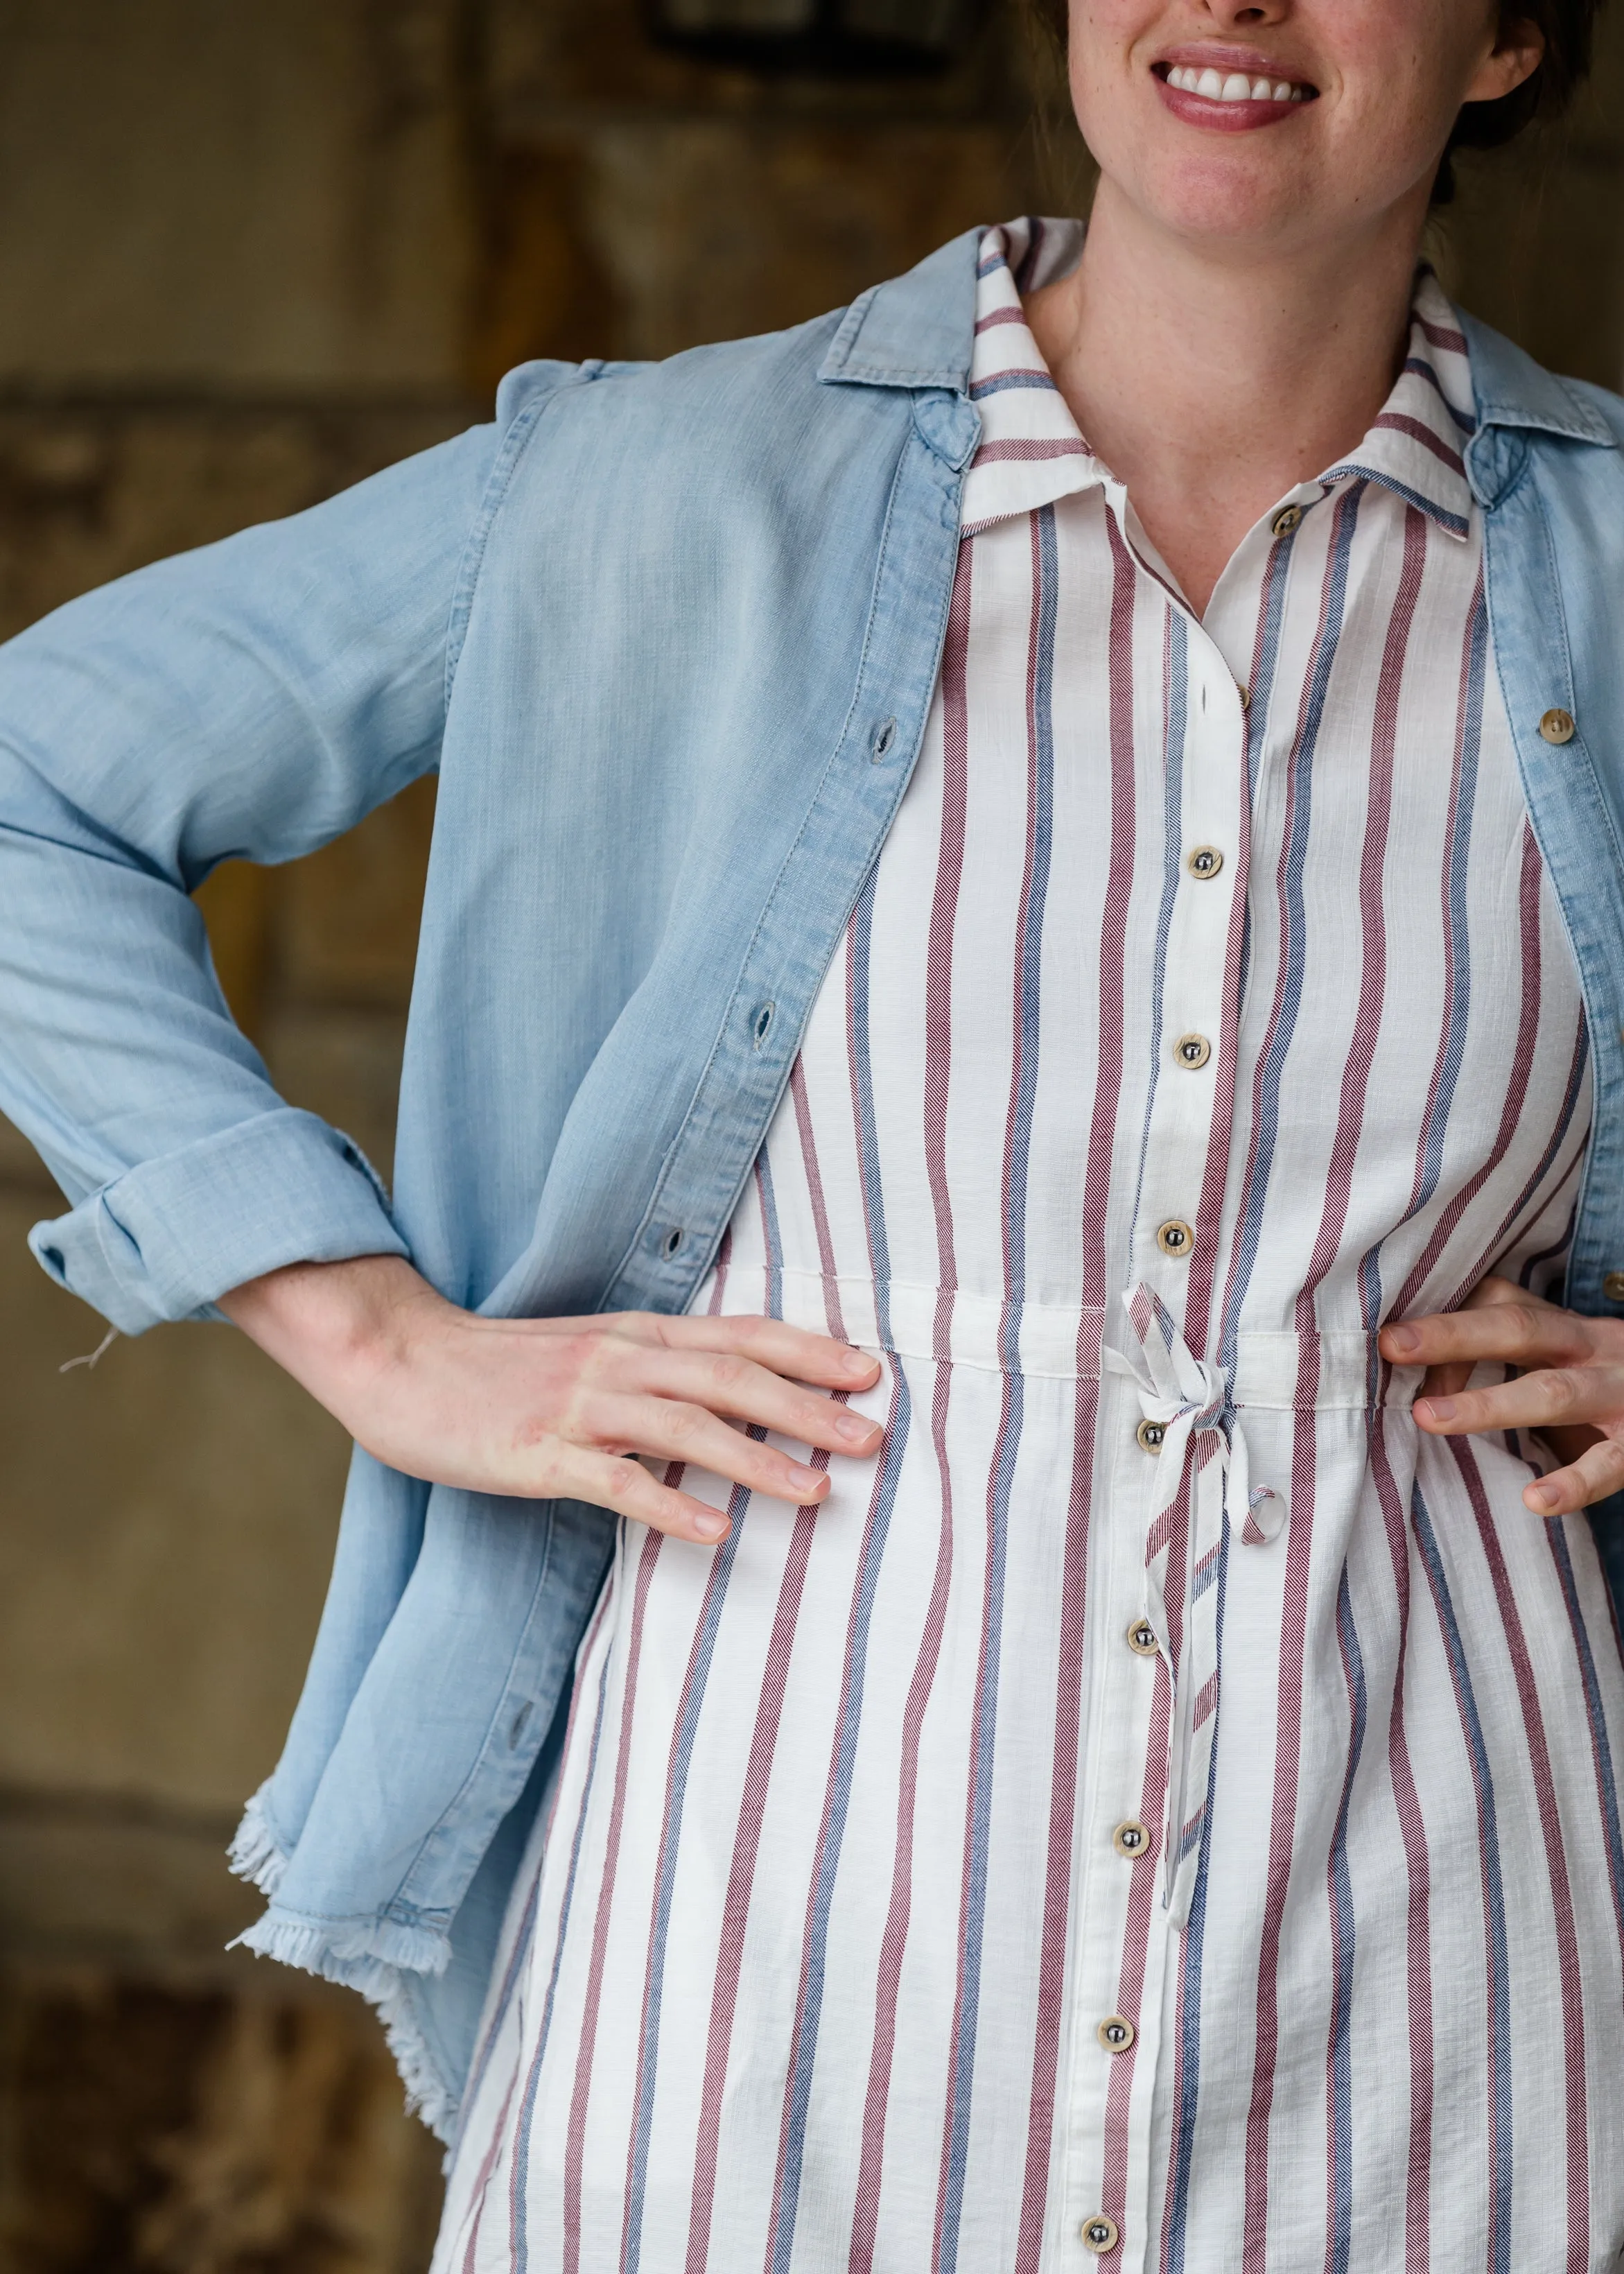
[1153,42,1318,89]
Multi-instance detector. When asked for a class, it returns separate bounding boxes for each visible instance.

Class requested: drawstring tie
[1105,1283,1283,1927]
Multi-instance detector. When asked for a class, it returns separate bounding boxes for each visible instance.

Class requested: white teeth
[1167,61,1307,102]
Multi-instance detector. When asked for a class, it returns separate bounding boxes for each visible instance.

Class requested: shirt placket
[1058,497,1255,2273]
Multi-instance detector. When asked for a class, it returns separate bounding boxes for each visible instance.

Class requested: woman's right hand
[218,1252,884,1545]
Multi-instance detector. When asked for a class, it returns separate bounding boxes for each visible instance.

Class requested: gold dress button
[1126,1617,1160,1656]
[1135,1417,1165,1454]
[1605,1270,1624,1303]
[1112,1819,1151,1858]
[1539,706,1575,745]
[1156,1219,1194,1259]
[1174,1032,1212,1070]
[1082,2213,1120,2253]
[1097,2014,1136,2053]
[1187,844,1223,879]
[1271,503,1303,537]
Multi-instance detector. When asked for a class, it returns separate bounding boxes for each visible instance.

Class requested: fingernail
[692,1511,728,1540]
[1420,1395,1455,1423]
[1386,1324,1418,1355]
[789,1462,823,1490]
[835,1410,873,1442]
[1528,1482,1559,1512]
[841,1346,875,1375]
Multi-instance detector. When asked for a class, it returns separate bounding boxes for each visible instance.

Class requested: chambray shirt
[3,227,1624,2137]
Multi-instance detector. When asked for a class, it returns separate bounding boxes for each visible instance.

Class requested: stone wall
[0,3,1619,2266]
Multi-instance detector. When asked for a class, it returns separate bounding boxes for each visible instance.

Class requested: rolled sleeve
[28,1108,409,1334]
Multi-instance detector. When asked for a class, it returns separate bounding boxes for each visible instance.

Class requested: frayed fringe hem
[228,1907,460,2142]
[227,1785,289,1899]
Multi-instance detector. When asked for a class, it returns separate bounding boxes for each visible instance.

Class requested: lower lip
[1154,73,1311,132]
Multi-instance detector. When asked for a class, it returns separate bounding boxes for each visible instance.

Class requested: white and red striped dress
[433,222,1624,2274]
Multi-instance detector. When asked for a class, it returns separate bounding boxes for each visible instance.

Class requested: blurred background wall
[0,3,1618,2267]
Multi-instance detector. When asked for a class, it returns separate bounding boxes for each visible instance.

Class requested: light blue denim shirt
[3,227,1623,2133]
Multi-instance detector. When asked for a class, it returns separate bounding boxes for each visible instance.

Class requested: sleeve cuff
[28,1106,410,1334]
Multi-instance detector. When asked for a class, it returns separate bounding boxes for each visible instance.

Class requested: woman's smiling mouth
[1152,53,1319,127]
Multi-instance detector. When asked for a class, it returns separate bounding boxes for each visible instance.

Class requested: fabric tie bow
[1104,1283,1283,1927]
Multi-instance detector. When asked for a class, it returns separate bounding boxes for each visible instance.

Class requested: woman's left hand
[1378,1275,1624,1514]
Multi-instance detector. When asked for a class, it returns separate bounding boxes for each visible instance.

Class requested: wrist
[218,1253,446,1418]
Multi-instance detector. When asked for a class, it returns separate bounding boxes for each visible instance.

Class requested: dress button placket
[1070,620,1248,2271]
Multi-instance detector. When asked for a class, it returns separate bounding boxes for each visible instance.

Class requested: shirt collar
[960,229,1483,544]
[959,219,1103,532]
[1316,268,1476,539]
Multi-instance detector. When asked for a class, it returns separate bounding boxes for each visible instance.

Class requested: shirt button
[1271,503,1303,537]
[1097,2014,1136,2053]
[1082,2214,1120,2253]
[1186,844,1223,879]
[1135,1418,1165,1455]
[1156,1218,1194,1259]
[1126,1616,1159,1656]
[1112,1819,1152,1858]
[1173,1032,1211,1070]
[1539,706,1575,745]
[1237,682,1250,709]
[1605,1270,1624,1302]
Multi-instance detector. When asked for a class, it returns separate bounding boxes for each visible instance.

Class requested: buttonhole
[752,1001,776,1049]
[508,1700,533,1747]
[871,716,898,763]
[662,1226,685,1259]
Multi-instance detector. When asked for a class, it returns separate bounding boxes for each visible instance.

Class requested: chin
[1101,132,1334,252]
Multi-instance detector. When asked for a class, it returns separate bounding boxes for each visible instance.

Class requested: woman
[2,0,1622,2263]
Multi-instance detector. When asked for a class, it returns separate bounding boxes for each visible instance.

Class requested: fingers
[1521,1434,1624,1517]
[613,1309,883,1391]
[1414,1362,1624,1440]
[596,1394,841,1508]
[602,1345,883,1460]
[1379,1282,1594,1374]
[552,1444,740,1543]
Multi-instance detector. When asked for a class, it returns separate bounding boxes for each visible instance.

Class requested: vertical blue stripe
[1221,494,1361,1373]
[513,1656,615,2274]
[1412,1481,1512,2274]
[1129,610,1185,1231]
[1548,1522,1624,1947]
[1162,1506,1231,2274]
[620,1477,753,2273]
[621,1194,787,2267]
[935,503,1058,2272]
[1356,589,1486,1347]
[1233,519,1296,1017]
[767,865,914,2274]
[757,1149,785,1321]
[1325,1565,1368,2274]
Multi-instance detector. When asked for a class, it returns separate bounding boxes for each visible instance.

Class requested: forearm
[218,1252,449,1437]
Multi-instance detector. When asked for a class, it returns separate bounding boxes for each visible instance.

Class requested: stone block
[0,403,471,648]
[0,0,473,392]
[272,777,439,1018]
[261,1009,410,1190]
[513,118,1047,365]
[0,1194,349,1816]
[0,1962,443,2272]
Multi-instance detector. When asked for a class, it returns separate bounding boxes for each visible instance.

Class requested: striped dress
[433,220,1624,2274]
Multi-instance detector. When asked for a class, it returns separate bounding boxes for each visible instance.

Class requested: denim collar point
[817,226,982,394]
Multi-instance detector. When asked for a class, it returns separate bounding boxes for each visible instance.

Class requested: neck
[1024,182,1431,614]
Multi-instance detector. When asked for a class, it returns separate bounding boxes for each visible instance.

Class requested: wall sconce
[649,0,982,73]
